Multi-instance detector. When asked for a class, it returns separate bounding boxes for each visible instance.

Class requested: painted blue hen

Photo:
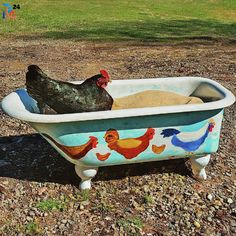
[161,120,215,152]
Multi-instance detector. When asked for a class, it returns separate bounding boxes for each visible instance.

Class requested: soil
[0,39,235,236]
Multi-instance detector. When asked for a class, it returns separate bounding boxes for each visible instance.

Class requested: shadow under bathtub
[0,134,191,186]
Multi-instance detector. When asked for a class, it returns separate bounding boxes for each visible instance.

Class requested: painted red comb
[100,69,109,79]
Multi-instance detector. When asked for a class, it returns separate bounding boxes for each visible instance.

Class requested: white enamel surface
[1,77,235,123]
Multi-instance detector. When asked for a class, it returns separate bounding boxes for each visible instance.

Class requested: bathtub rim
[1,76,235,123]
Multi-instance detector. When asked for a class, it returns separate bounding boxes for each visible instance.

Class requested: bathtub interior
[105,78,224,103]
[11,77,225,115]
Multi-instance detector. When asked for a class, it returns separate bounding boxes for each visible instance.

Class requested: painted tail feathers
[42,133,98,160]
[161,128,180,138]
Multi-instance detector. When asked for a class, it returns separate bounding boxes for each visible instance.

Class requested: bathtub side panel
[30,109,223,167]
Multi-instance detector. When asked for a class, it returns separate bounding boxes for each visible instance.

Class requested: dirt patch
[0,39,235,235]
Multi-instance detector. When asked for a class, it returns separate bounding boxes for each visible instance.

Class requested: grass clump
[96,202,112,213]
[143,195,154,204]
[79,189,90,201]
[117,216,144,234]
[25,221,41,235]
[36,199,66,212]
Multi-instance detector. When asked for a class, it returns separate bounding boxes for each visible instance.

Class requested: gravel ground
[0,39,235,236]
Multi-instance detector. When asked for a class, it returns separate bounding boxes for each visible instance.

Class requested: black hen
[26,65,113,114]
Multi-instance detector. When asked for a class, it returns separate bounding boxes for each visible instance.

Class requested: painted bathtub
[1,77,235,189]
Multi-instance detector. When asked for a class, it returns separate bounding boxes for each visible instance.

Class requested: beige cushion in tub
[112,90,203,110]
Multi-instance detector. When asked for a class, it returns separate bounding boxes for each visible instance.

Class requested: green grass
[117,216,144,235]
[95,201,113,212]
[25,221,41,235]
[79,189,90,201]
[36,198,66,211]
[143,195,154,204]
[0,0,235,41]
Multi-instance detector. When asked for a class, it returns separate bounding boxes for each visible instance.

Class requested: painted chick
[104,128,155,159]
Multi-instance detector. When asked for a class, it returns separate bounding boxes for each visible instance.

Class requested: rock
[186,221,191,229]
[214,200,222,206]
[215,210,224,218]
[0,185,6,193]
[26,216,32,222]
[29,211,35,217]
[194,221,201,228]
[207,217,213,222]
[207,194,213,201]
[227,198,233,204]
[143,185,149,193]
[81,200,90,206]
[38,187,47,196]
[196,211,202,218]
[59,223,65,230]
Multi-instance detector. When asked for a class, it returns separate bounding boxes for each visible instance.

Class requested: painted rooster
[160,119,215,152]
[42,133,98,160]
[104,128,155,159]
[26,65,113,114]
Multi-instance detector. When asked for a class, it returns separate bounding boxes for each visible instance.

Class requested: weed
[129,216,144,229]
[78,189,90,201]
[25,221,41,234]
[96,202,112,213]
[117,216,144,235]
[36,199,66,212]
[143,195,154,204]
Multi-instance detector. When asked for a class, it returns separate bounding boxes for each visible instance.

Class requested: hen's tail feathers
[161,128,180,138]
[26,65,50,113]
[26,65,49,82]
[28,65,41,73]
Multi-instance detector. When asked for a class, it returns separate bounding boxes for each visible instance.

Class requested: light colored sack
[112,90,203,110]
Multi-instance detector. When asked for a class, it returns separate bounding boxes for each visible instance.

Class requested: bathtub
[1,77,235,189]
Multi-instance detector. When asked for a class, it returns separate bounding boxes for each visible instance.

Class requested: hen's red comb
[100,69,109,79]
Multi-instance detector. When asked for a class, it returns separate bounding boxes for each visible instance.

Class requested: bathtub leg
[190,154,210,180]
[75,165,98,190]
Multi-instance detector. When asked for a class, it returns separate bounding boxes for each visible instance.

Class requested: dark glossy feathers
[26,65,113,114]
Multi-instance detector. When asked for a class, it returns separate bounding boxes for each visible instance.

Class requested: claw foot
[190,154,210,180]
[75,165,98,190]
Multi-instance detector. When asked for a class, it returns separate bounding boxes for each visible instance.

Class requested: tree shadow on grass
[0,134,191,186]
[27,19,236,42]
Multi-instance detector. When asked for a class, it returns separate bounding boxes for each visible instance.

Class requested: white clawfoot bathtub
[1,77,235,189]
